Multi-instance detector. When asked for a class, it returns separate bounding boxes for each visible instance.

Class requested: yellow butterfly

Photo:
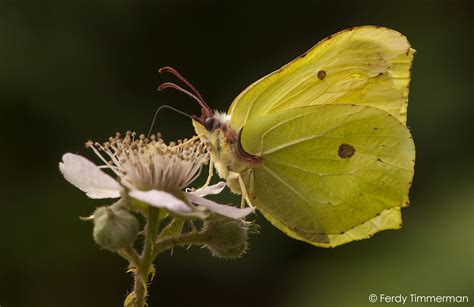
[159,26,415,248]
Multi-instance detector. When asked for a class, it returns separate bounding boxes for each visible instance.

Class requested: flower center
[86,131,208,191]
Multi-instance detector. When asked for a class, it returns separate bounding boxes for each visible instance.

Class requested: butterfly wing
[240,104,415,247]
[229,26,415,131]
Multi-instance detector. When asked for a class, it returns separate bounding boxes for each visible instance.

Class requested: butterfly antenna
[159,67,207,104]
[158,67,212,117]
[157,82,211,116]
[147,104,192,138]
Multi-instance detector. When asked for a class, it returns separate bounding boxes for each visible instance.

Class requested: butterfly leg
[225,170,253,208]
[236,171,254,209]
[240,195,246,209]
[200,160,214,189]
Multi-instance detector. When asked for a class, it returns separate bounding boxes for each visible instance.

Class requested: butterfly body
[181,26,416,248]
[193,116,256,196]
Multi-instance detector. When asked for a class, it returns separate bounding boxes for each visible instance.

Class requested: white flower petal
[59,153,122,199]
[187,194,254,219]
[129,190,192,213]
[189,182,226,197]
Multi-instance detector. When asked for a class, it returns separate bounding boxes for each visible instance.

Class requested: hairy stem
[118,246,140,267]
[153,231,206,258]
[126,212,208,307]
[134,207,160,307]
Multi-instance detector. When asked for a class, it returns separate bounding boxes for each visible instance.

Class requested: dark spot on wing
[374,127,378,130]
[377,157,383,162]
[377,72,384,77]
[338,144,355,158]
[300,52,307,58]
[317,70,327,80]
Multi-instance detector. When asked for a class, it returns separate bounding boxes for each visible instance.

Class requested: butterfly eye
[204,118,220,131]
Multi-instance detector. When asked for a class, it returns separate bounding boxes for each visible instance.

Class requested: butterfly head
[203,111,231,131]
[157,67,260,166]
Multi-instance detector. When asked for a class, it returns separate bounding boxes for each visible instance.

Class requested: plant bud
[202,215,249,259]
[93,205,139,251]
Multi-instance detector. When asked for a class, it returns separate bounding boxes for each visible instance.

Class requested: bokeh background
[0,0,472,306]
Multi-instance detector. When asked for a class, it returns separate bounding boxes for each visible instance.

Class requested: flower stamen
[86,131,209,192]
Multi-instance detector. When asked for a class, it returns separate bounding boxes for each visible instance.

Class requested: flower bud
[93,205,139,251]
[202,215,249,259]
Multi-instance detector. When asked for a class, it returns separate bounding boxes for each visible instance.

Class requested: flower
[59,131,253,219]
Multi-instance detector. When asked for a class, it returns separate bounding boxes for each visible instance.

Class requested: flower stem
[127,211,207,307]
[134,207,160,307]
[153,231,206,258]
[118,246,140,267]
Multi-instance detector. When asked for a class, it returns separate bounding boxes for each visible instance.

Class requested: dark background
[0,0,472,306]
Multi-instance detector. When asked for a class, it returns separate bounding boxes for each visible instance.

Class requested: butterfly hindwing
[240,104,415,247]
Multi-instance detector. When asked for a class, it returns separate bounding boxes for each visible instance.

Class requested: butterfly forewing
[229,26,414,131]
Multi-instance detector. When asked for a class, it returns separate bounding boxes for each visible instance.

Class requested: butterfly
[158,26,415,247]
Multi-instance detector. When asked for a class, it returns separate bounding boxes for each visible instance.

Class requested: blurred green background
[0,0,472,306]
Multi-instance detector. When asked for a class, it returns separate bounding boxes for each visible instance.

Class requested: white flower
[59,132,253,219]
